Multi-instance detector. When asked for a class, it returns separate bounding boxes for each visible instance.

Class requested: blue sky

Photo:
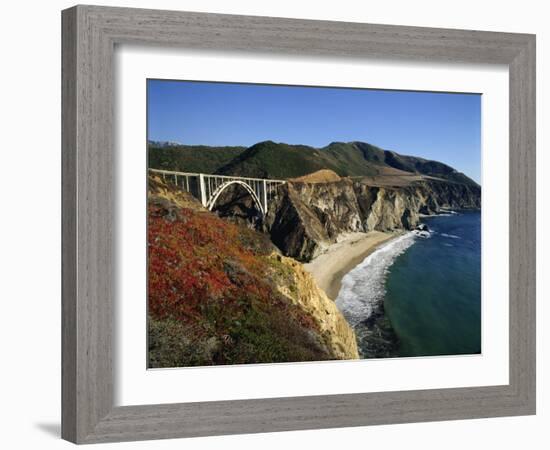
[148,79,481,183]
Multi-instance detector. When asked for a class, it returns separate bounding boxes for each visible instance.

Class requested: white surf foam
[441,233,461,239]
[335,232,416,327]
[439,209,459,215]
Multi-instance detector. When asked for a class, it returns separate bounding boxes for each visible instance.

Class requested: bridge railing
[148,168,285,183]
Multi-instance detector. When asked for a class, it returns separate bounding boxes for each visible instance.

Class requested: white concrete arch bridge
[149,168,286,217]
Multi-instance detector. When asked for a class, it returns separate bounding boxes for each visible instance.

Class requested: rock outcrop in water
[264,178,480,261]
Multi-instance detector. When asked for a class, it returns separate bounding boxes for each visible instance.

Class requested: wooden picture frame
[61,5,536,444]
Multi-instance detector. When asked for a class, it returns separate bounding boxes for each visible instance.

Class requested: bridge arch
[148,169,286,216]
[206,180,265,216]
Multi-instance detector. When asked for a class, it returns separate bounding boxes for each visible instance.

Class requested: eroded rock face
[265,180,364,260]
[264,179,480,261]
[274,255,359,360]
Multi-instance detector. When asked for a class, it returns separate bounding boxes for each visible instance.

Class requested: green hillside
[217,141,478,186]
[215,141,392,178]
[148,143,246,174]
[148,140,479,186]
[216,141,339,179]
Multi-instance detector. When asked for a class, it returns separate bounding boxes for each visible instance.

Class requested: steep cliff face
[274,255,359,359]
[265,179,364,260]
[265,179,480,261]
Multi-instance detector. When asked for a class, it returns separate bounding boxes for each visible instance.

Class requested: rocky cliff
[147,176,358,367]
[265,178,480,261]
[274,255,359,359]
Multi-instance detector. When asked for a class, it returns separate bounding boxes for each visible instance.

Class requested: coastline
[303,231,400,300]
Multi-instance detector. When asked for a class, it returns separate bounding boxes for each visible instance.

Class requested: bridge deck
[148,168,286,184]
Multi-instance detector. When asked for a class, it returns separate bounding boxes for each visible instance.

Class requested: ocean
[335,211,481,358]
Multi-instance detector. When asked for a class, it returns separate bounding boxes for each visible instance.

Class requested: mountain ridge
[148,140,479,187]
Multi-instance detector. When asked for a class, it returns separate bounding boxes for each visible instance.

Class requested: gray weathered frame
[62,5,536,444]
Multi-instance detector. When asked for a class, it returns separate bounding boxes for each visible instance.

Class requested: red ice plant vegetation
[147,196,329,367]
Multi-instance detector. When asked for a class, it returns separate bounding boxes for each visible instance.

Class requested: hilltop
[148,140,479,187]
[291,169,341,183]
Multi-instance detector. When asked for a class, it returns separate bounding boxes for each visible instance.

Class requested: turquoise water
[336,211,481,358]
[385,212,481,357]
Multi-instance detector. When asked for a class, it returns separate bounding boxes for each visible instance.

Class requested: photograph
[146,79,482,368]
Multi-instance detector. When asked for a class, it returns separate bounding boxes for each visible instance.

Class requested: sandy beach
[304,231,398,300]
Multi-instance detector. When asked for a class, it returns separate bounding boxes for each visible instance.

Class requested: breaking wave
[435,211,459,217]
[335,232,417,327]
[440,233,461,239]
